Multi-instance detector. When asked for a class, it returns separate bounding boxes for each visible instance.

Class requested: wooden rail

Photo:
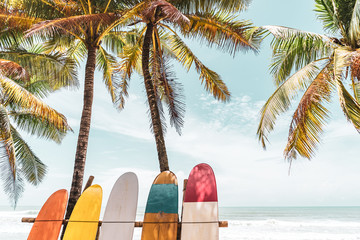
[21,217,228,227]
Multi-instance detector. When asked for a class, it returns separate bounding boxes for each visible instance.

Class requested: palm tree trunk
[142,23,169,172]
[63,45,97,225]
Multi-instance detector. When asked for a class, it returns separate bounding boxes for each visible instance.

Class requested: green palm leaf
[22,80,51,98]
[264,25,333,85]
[25,13,120,41]
[0,75,70,132]
[0,49,78,89]
[349,0,360,47]
[257,60,328,148]
[167,32,230,101]
[11,126,47,185]
[172,0,250,14]
[315,0,343,34]
[184,11,257,55]
[0,104,23,207]
[158,58,185,135]
[97,45,120,102]
[10,111,70,143]
[116,32,143,109]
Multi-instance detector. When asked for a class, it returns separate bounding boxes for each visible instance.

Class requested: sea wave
[229,219,360,228]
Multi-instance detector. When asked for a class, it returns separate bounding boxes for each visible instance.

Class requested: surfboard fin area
[22,164,227,240]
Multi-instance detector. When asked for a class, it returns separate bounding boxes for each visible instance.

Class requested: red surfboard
[27,189,68,240]
[181,163,219,240]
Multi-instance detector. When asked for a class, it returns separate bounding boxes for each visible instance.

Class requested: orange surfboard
[27,189,68,240]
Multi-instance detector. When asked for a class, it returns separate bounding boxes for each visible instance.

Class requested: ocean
[1,206,360,239]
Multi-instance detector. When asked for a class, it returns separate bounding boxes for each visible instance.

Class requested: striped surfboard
[141,171,178,240]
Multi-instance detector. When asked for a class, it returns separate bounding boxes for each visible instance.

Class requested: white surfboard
[99,172,139,240]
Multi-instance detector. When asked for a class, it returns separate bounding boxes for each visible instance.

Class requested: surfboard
[99,172,138,240]
[181,163,219,240]
[27,189,68,240]
[141,171,178,240]
[63,184,102,240]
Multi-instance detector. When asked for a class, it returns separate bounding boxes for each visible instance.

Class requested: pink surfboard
[181,163,218,240]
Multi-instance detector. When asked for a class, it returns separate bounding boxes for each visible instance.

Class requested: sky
[1,0,360,208]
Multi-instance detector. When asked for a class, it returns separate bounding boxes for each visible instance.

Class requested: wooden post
[83,175,94,193]
[177,179,188,240]
[59,176,95,240]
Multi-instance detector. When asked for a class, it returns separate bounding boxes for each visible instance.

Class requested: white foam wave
[230,219,360,228]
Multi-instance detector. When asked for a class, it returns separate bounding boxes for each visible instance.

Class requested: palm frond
[0,104,15,177]
[264,25,333,85]
[149,96,167,136]
[0,11,40,32]
[0,75,70,132]
[22,0,81,19]
[10,111,70,144]
[116,32,143,109]
[97,46,120,102]
[183,11,257,55]
[167,32,230,101]
[25,13,119,40]
[257,60,329,148]
[42,37,87,65]
[11,126,47,185]
[349,0,360,47]
[102,31,127,55]
[96,1,146,44]
[171,0,250,14]
[142,0,189,25]
[284,67,334,161]
[314,0,343,35]
[0,59,29,81]
[23,80,52,98]
[158,58,185,135]
[0,104,23,207]
[0,49,79,89]
[337,80,360,132]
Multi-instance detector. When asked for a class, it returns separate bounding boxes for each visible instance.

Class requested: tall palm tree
[117,0,262,172]
[26,0,261,217]
[0,3,77,206]
[257,0,360,164]
[25,0,147,218]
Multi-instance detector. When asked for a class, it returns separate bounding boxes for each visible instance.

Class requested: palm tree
[26,0,261,216]
[25,0,147,218]
[117,0,262,172]
[0,4,77,206]
[257,0,360,165]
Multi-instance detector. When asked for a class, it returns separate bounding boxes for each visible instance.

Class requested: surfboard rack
[21,217,228,227]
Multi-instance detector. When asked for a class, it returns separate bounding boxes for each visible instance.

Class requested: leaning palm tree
[117,0,262,172]
[257,0,360,165]
[0,4,77,206]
